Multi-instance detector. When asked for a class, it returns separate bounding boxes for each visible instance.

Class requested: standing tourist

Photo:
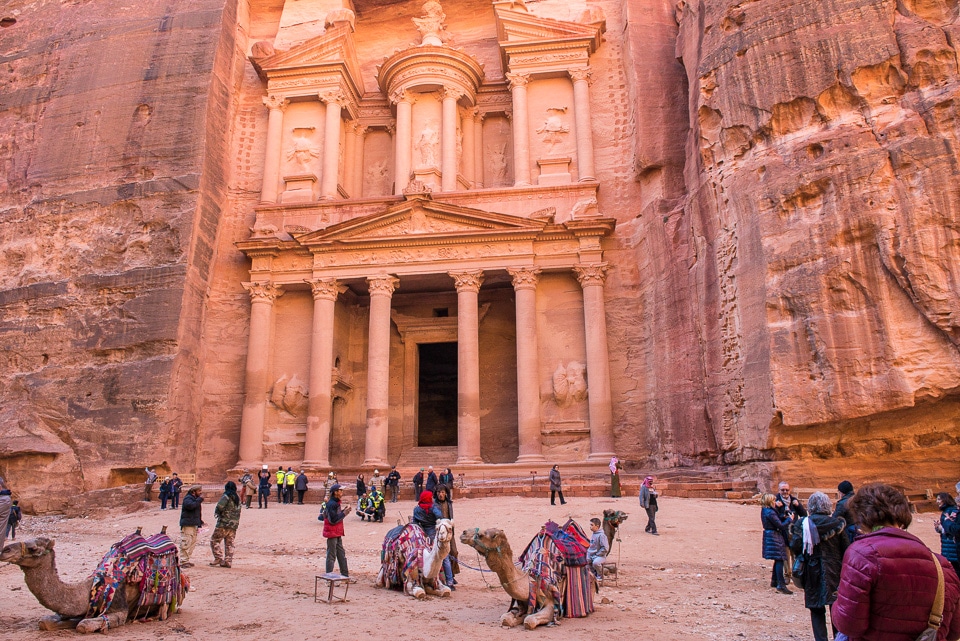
[144,467,158,502]
[639,476,659,534]
[158,477,171,510]
[833,483,960,640]
[413,468,425,499]
[438,468,454,498]
[243,473,257,509]
[760,493,793,594]
[370,469,382,490]
[587,517,610,582]
[387,467,402,503]
[178,484,204,569]
[935,492,960,578]
[210,481,241,568]
[789,492,848,641]
[355,473,366,500]
[295,470,309,505]
[237,469,252,507]
[275,466,285,504]
[609,456,623,498]
[775,481,808,520]
[169,473,183,509]
[284,467,296,504]
[426,466,439,494]
[322,483,350,578]
[257,465,272,509]
[833,480,857,543]
[549,465,566,506]
[434,485,459,588]
[6,500,22,541]
[0,477,12,550]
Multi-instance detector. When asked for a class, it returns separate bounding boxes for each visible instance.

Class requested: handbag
[791,552,806,588]
[914,551,945,641]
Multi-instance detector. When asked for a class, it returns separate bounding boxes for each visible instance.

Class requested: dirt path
[0,494,945,640]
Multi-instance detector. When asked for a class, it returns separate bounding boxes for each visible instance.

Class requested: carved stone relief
[270,373,309,417]
[552,361,588,407]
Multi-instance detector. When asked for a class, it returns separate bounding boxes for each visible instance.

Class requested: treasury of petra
[1,0,959,512]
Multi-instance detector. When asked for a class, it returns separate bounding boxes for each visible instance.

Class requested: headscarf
[609,457,620,474]
[418,491,434,510]
[224,480,240,505]
[642,476,654,487]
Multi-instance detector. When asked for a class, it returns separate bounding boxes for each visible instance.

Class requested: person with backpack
[6,499,22,541]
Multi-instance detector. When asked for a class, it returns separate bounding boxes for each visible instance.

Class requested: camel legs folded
[523,602,556,630]
[39,615,81,631]
[75,609,128,634]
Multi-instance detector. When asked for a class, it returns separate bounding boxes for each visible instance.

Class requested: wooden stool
[315,573,350,603]
[601,561,619,586]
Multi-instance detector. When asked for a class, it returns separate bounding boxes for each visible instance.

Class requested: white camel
[377,518,454,599]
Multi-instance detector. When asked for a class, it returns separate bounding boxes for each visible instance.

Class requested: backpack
[318,501,327,521]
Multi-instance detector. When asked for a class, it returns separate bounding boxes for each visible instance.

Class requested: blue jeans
[772,560,785,587]
[442,556,454,585]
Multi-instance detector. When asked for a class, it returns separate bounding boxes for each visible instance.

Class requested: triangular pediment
[494,7,604,49]
[297,199,547,246]
[253,23,363,96]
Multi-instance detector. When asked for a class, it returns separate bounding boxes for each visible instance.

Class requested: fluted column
[506,72,531,186]
[391,90,414,193]
[462,107,476,188]
[441,87,460,191]
[508,267,545,463]
[569,68,596,182]
[352,125,367,198]
[574,263,615,460]
[238,282,283,466]
[450,270,484,464]
[473,111,484,188]
[261,95,288,204]
[343,123,357,199]
[303,278,340,467]
[363,274,399,467]
[319,90,345,199]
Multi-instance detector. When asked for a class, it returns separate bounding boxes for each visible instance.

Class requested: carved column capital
[307,278,341,301]
[367,274,399,297]
[263,94,289,111]
[507,266,541,291]
[568,67,593,84]
[505,72,531,89]
[440,86,465,102]
[573,263,609,288]
[243,281,284,302]
[389,88,415,105]
[354,124,369,137]
[318,89,348,107]
[449,270,485,293]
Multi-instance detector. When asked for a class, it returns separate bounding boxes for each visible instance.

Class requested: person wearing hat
[257,465,272,509]
[412,491,443,539]
[295,470,309,505]
[179,484,204,568]
[413,468,425,500]
[386,466,402,503]
[832,480,858,543]
[322,483,350,578]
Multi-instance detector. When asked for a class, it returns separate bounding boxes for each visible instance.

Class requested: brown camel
[377,518,454,599]
[0,534,185,633]
[459,528,557,629]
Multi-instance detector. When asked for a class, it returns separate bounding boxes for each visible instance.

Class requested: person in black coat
[386,467,401,503]
[425,466,439,494]
[760,493,792,594]
[832,480,858,543]
[413,469,424,499]
[549,465,566,505]
[789,492,848,641]
[178,485,204,568]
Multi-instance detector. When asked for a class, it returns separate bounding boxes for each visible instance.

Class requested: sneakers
[209,561,223,567]
[221,562,232,568]
[776,586,793,595]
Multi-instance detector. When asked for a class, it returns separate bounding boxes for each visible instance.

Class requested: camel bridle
[469,528,502,555]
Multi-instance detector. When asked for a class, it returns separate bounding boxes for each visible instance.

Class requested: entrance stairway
[394,446,458,470]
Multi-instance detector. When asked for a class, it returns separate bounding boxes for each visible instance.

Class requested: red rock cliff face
[0,0,238,510]
[666,0,960,487]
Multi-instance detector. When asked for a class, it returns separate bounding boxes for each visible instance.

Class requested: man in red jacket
[322,484,350,578]
[832,483,960,641]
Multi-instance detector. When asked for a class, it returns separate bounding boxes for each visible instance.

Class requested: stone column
[343,123,357,199]
[319,90,345,199]
[391,90,414,193]
[450,270,484,464]
[506,72,532,186]
[440,87,461,192]
[261,95,288,204]
[473,111,484,188]
[238,282,283,467]
[363,274,399,467]
[574,263,615,460]
[461,107,476,188]
[508,267,545,463]
[303,278,340,468]
[352,125,367,198]
[569,68,596,182]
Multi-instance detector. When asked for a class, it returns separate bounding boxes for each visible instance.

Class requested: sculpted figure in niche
[287,132,320,172]
[270,374,309,417]
[413,1,448,46]
[552,361,588,407]
[488,143,508,181]
[416,122,440,168]
[536,107,570,154]
[366,160,390,194]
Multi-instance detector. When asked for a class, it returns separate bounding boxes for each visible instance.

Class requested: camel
[1,529,187,633]
[460,527,557,629]
[377,518,454,599]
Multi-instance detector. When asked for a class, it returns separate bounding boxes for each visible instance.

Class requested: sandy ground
[0,494,946,640]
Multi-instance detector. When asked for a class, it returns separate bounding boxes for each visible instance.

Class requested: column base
[578,175,596,182]
[302,460,331,468]
[515,454,547,464]
[456,456,484,465]
[362,457,388,468]
[514,180,532,187]
[586,452,616,462]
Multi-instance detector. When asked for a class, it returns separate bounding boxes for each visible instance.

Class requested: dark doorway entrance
[417,342,458,447]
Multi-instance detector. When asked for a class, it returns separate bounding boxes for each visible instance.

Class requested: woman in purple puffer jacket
[832,483,960,641]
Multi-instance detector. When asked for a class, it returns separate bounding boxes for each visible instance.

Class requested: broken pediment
[494,6,605,73]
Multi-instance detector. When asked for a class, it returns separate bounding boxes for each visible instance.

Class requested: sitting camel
[376,518,454,599]
[1,529,187,633]
[460,527,557,629]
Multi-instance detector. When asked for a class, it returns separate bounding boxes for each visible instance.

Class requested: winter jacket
[412,472,424,487]
[439,472,454,488]
[214,494,241,531]
[640,485,658,510]
[426,472,439,493]
[775,493,808,519]
[789,513,848,609]
[761,506,791,561]
[549,469,562,492]
[413,503,444,538]
[180,492,204,528]
[323,496,347,538]
[386,471,401,488]
[356,478,367,496]
[833,491,858,543]
[258,471,272,491]
[940,506,960,563]
[832,527,960,641]
[295,473,309,492]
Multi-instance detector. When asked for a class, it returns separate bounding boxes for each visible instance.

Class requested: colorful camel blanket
[87,532,188,619]
[517,519,594,619]
[378,523,442,591]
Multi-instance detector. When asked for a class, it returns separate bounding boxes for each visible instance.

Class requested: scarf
[802,516,820,555]
[642,476,654,487]
[609,457,619,474]
[418,491,433,510]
